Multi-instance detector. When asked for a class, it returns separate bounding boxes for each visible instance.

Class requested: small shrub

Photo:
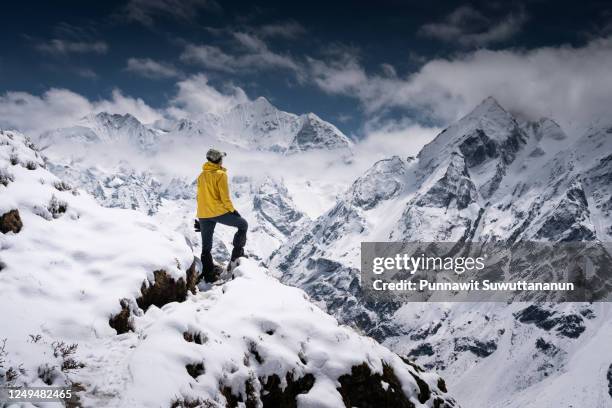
[53,181,72,192]
[183,331,206,345]
[52,341,78,359]
[25,161,38,170]
[52,341,84,372]
[9,154,19,165]
[170,397,216,408]
[0,168,14,186]
[0,338,7,368]
[5,367,17,382]
[48,196,68,218]
[38,364,59,385]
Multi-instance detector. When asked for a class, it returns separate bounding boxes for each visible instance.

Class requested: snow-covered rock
[112,259,455,407]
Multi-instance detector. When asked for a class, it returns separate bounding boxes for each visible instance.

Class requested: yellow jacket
[196,162,235,218]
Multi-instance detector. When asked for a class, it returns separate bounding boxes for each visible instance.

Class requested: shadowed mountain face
[269,97,612,407]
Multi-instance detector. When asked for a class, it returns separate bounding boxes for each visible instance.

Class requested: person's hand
[194,219,201,232]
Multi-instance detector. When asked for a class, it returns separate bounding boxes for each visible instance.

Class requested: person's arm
[195,175,201,217]
[217,172,236,213]
[194,176,201,231]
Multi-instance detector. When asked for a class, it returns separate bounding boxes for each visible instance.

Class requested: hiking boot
[200,251,222,283]
[230,247,246,262]
[227,247,247,272]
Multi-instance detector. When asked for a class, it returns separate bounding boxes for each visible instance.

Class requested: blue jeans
[199,212,248,255]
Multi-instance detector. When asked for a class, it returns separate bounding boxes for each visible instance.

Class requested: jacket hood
[203,162,225,172]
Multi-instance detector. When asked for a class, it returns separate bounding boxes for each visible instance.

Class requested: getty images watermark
[360,242,612,302]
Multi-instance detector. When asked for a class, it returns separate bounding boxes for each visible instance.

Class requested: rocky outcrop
[109,259,199,334]
[415,153,478,210]
[513,305,586,338]
[0,209,22,234]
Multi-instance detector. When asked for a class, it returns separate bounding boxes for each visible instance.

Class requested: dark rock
[336,362,416,408]
[109,259,198,334]
[453,337,497,357]
[260,372,315,408]
[410,322,442,341]
[535,338,559,356]
[0,209,22,234]
[437,377,447,393]
[185,362,205,378]
[221,372,314,408]
[415,153,478,210]
[514,305,586,338]
[458,129,499,168]
[137,262,198,311]
[108,299,133,334]
[408,343,435,358]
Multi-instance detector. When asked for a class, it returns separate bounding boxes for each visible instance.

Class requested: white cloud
[167,74,248,117]
[123,0,221,26]
[419,5,527,47]
[94,90,162,124]
[181,33,302,77]
[309,37,612,132]
[126,58,180,79]
[357,117,441,162]
[0,88,162,136]
[180,44,239,72]
[258,21,306,39]
[0,73,250,137]
[74,68,98,79]
[36,39,108,55]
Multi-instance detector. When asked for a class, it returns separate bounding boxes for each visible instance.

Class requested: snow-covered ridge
[0,130,457,407]
[270,97,612,407]
[39,97,352,155]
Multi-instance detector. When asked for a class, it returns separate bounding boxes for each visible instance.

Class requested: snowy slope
[0,129,457,407]
[270,97,612,407]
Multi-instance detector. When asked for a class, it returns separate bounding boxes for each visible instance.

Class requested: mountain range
[270,96,612,407]
[2,94,611,407]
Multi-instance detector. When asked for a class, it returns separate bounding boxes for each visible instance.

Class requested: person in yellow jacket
[195,148,248,281]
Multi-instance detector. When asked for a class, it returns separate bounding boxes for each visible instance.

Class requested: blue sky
[1,0,612,138]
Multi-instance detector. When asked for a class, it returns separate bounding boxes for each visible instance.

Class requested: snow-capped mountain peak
[289,111,353,153]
